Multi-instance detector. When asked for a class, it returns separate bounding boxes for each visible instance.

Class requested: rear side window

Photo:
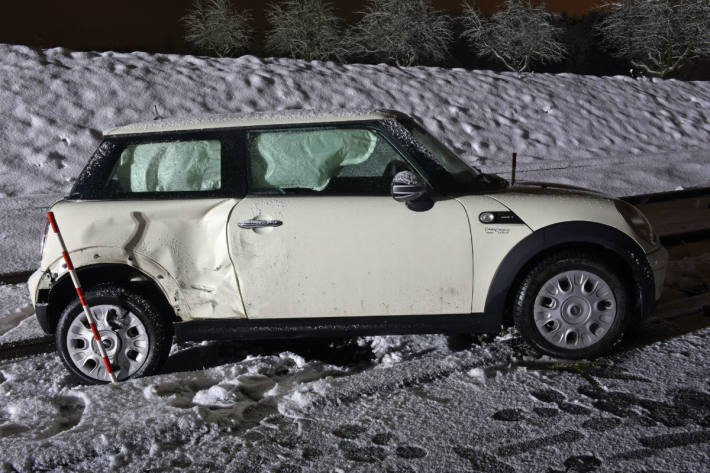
[248,127,411,194]
[108,140,222,193]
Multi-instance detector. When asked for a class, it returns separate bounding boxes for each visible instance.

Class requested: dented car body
[28,110,668,382]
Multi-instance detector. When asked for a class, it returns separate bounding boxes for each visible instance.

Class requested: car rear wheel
[56,285,173,384]
[512,251,631,359]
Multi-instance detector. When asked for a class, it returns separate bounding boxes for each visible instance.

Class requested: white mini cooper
[28,110,668,383]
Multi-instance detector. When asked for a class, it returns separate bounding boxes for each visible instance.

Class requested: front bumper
[27,268,53,334]
[646,245,669,301]
[27,268,43,306]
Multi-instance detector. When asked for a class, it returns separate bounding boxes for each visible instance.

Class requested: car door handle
[238,219,283,229]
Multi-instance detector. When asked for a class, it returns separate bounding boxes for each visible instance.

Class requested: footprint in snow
[147,374,275,409]
[386,464,415,473]
[578,384,710,428]
[274,463,301,473]
[454,446,515,473]
[496,429,585,457]
[338,441,387,463]
[333,424,366,439]
[547,455,602,473]
[533,407,560,418]
[531,388,593,417]
[492,408,526,421]
[0,395,84,440]
[51,395,85,435]
[581,417,621,432]
[237,374,277,401]
[148,379,214,408]
[564,455,602,472]
[395,445,427,459]
[301,446,323,460]
[530,388,566,404]
[372,432,394,445]
[558,402,592,416]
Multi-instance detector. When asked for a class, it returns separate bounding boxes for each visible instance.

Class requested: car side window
[107,139,222,194]
[247,127,411,194]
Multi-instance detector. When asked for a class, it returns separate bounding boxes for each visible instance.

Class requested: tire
[56,285,173,384]
[512,250,631,359]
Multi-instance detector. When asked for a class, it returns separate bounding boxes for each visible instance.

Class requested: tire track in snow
[0,336,55,360]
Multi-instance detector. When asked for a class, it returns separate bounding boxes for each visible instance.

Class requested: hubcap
[533,270,617,350]
[66,304,150,381]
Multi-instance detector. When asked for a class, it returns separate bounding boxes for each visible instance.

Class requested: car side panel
[227,195,474,318]
[39,198,245,321]
[454,196,533,313]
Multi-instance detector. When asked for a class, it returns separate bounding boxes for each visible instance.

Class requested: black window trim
[69,129,247,201]
[240,121,432,197]
[68,118,460,201]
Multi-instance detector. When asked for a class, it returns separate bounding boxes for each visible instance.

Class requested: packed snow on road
[1,43,709,472]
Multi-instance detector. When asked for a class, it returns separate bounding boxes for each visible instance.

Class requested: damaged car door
[227,124,473,319]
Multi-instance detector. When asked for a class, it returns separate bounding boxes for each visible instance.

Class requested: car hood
[475,179,624,233]
[502,180,611,198]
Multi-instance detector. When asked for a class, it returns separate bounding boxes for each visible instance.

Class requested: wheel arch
[484,221,655,327]
[41,263,179,334]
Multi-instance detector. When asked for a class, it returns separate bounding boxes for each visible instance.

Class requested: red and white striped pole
[47,211,117,383]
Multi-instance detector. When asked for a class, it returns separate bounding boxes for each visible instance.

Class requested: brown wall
[1,0,600,54]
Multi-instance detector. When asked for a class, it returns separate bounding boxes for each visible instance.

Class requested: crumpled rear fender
[38,198,246,321]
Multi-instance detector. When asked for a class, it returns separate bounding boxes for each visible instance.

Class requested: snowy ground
[1,43,709,472]
[1,285,709,472]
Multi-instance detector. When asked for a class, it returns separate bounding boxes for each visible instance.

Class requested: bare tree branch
[346,0,454,67]
[461,0,567,73]
[182,0,253,57]
[265,0,348,61]
[597,0,710,78]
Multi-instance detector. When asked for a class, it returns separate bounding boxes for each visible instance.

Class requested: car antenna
[153,104,162,120]
[511,152,517,186]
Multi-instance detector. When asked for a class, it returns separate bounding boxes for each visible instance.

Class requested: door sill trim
[174,313,502,341]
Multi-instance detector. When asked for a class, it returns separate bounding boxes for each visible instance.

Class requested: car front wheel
[512,251,631,359]
[56,285,173,384]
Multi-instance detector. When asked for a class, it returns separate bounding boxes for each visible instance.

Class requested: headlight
[614,200,658,247]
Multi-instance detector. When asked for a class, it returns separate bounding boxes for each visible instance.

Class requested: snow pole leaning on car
[46,211,118,383]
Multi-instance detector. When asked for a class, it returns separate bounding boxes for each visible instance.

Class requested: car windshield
[399,120,481,188]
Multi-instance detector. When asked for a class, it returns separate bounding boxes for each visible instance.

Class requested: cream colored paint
[484,188,667,301]
[105,111,394,137]
[487,189,650,251]
[454,196,533,313]
[227,195,473,318]
[35,198,245,320]
[28,184,667,323]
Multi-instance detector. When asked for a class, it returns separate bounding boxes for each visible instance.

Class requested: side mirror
[391,171,427,202]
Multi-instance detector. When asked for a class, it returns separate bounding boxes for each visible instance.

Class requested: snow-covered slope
[1,43,710,472]
[1,43,709,199]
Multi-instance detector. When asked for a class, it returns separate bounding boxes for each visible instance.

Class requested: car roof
[103,109,409,136]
